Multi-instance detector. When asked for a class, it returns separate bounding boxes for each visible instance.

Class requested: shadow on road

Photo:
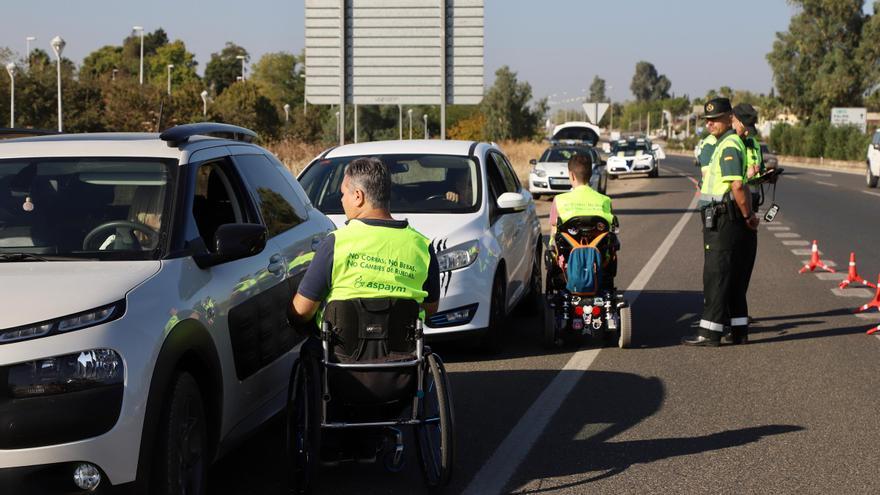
[613,208,694,216]
[609,191,666,200]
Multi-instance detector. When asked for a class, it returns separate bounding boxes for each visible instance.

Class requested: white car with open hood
[529,122,607,197]
[297,140,543,350]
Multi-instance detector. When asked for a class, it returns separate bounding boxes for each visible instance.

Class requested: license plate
[549,178,570,186]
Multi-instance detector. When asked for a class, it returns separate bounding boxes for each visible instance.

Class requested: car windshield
[540,147,592,163]
[611,141,650,157]
[0,157,176,260]
[299,154,481,214]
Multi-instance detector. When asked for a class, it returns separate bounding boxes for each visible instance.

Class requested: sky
[2,1,868,110]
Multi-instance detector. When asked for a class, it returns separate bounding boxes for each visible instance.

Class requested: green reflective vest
[743,136,763,183]
[697,134,718,167]
[700,132,745,204]
[555,185,614,226]
[320,219,431,323]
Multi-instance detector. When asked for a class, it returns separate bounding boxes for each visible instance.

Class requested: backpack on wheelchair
[543,215,633,348]
[286,298,454,493]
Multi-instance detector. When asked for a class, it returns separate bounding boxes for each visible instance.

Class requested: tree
[147,40,200,86]
[210,81,280,139]
[251,52,301,115]
[481,66,547,141]
[81,45,124,79]
[767,0,866,121]
[589,76,608,102]
[205,42,249,95]
[630,61,671,102]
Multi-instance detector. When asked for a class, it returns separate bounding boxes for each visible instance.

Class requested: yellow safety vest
[554,185,614,226]
[700,132,745,204]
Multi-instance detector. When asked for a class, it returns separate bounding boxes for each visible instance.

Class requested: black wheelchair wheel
[286,357,322,494]
[415,353,454,488]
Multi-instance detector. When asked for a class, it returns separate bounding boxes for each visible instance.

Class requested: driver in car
[443,167,473,205]
[98,186,162,250]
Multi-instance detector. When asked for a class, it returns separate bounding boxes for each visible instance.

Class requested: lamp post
[5,63,15,128]
[423,114,428,139]
[132,26,144,85]
[335,111,340,145]
[283,103,290,123]
[398,105,402,140]
[166,64,174,95]
[25,36,36,68]
[236,55,246,81]
[408,109,413,139]
[200,90,208,118]
[300,73,307,115]
[51,36,65,132]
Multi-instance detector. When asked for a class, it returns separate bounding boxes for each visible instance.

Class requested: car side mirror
[194,223,267,268]
[529,158,537,165]
[496,191,528,213]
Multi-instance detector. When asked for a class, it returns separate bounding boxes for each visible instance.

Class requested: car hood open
[0,261,161,330]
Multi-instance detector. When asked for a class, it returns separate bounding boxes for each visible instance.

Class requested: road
[209,155,880,494]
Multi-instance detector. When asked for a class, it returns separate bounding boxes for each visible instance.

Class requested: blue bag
[562,232,607,296]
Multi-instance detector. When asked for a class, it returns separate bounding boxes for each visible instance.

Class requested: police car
[868,128,880,188]
[607,136,662,178]
[529,122,607,198]
[298,140,542,350]
[0,124,335,493]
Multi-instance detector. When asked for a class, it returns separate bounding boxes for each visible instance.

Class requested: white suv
[0,124,334,493]
[867,129,880,188]
[298,140,542,351]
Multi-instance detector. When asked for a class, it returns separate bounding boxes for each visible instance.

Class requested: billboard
[830,107,867,133]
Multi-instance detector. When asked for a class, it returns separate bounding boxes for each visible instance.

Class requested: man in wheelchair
[287,157,453,491]
[544,153,630,346]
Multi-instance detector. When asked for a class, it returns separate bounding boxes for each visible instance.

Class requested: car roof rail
[159,122,258,147]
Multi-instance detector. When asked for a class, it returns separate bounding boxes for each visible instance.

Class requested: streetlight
[335,111,340,144]
[236,55,246,81]
[283,103,290,123]
[132,26,144,85]
[166,64,174,95]
[5,63,15,128]
[423,114,428,139]
[51,36,65,132]
[25,36,36,68]
[408,109,413,139]
[200,90,208,118]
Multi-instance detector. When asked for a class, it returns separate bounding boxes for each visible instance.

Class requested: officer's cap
[733,103,759,134]
[703,98,732,119]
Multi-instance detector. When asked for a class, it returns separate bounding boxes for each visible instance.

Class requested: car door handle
[310,236,322,252]
[267,254,284,275]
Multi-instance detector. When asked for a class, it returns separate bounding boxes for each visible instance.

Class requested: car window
[298,154,481,214]
[484,153,509,200]
[233,154,306,239]
[491,151,519,193]
[191,160,250,250]
[0,157,175,260]
[539,147,592,163]
[612,141,650,157]
[874,132,880,145]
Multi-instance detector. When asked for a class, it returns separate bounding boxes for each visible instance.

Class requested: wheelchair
[542,215,633,348]
[286,298,454,493]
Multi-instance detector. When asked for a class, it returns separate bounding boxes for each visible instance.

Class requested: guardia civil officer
[682,98,759,347]
[289,156,440,326]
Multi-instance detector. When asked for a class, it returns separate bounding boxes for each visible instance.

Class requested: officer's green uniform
[320,219,431,323]
[691,118,754,345]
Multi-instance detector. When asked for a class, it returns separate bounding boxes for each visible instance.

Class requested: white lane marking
[815,273,846,281]
[816,181,838,187]
[792,248,821,256]
[831,288,873,298]
[766,226,790,231]
[461,193,700,495]
[783,240,810,246]
[774,232,801,238]
[863,191,880,198]
[811,172,833,177]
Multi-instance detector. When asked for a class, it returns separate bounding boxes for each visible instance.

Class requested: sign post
[305,0,484,143]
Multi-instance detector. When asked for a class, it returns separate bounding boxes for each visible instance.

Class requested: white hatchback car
[0,124,334,493]
[867,129,880,188]
[297,140,543,350]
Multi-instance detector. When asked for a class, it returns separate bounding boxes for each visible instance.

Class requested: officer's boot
[681,328,721,347]
[729,326,749,345]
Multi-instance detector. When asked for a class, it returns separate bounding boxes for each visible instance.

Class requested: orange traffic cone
[868,325,880,336]
[855,274,880,314]
[798,240,836,274]
[838,252,877,289]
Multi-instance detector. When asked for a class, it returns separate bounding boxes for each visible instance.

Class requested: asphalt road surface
[209,155,880,494]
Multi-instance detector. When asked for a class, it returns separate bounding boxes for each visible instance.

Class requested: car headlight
[532,164,547,178]
[437,240,480,272]
[0,301,125,344]
[7,349,123,398]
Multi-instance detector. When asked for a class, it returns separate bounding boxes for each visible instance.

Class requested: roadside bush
[769,122,869,161]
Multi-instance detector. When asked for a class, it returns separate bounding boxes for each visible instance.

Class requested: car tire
[867,165,878,188]
[597,171,609,194]
[152,372,208,495]
[477,271,506,354]
[286,357,322,494]
[648,166,659,178]
[533,193,542,200]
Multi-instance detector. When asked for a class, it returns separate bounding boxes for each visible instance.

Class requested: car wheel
[153,372,208,495]
[598,170,609,194]
[286,357,321,494]
[867,166,879,188]
[533,193,542,200]
[648,166,659,178]
[477,271,506,354]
